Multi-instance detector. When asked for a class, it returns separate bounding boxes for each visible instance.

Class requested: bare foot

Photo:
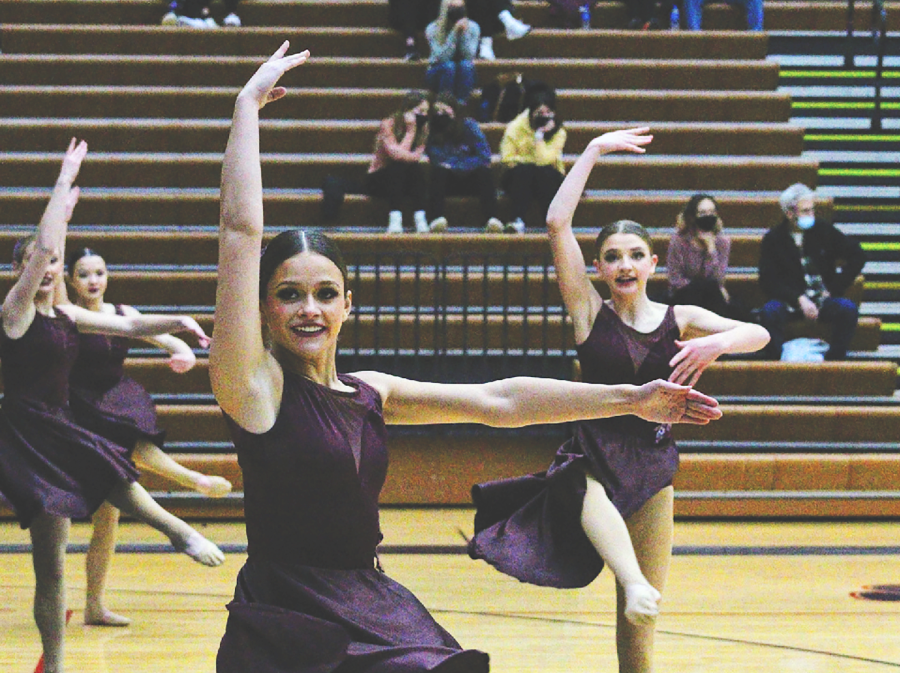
[85,606,132,627]
[623,582,661,626]
[175,531,225,567]
[194,474,233,498]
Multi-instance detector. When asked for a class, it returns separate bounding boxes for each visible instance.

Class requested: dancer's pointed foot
[175,531,225,567]
[195,474,233,498]
[85,606,132,627]
[623,582,661,625]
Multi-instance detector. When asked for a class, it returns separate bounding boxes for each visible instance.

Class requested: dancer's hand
[586,127,652,157]
[178,317,211,348]
[632,379,721,425]
[58,137,88,186]
[668,335,724,386]
[169,350,197,373]
[239,41,310,110]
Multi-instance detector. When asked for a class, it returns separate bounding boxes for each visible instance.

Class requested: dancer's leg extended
[580,475,660,626]
[615,486,674,673]
[132,439,231,497]
[105,481,224,566]
[85,502,131,626]
[30,513,70,673]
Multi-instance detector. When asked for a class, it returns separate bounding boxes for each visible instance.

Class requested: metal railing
[845,0,890,130]
[336,252,574,382]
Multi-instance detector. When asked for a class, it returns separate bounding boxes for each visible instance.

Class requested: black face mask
[431,114,452,133]
[415,114,428,130]
[447,6,466,24]
[695,215,718,232]
[530,114,552,130]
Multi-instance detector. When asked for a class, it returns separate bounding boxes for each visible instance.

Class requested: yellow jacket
[499,110,567,174]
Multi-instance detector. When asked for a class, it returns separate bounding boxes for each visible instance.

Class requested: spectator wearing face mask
[425,0,481,105]
[758,183,866,360]
[667,193,747,319]
[498,90,566,234]
[425,93,502,233]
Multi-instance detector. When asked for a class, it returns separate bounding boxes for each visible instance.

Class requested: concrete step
[0,86,794,122]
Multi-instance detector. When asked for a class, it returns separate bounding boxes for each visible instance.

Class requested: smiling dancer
[0,139,224,673]
[469,130,770,673]
[211,44,723,673]
[62,247,233,627]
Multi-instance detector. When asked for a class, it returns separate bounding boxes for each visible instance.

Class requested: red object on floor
[34,610,74,673]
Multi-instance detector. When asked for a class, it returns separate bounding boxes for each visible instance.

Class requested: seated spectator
[667,193,746,319]
[425,0,480,104]
[499,89,566,234]
[758,183,866,360]
[425,93,503,233]
[389,0,441,60]
[162,0,242,27]
[466,0,531,60]
[366,91,432,234]
[683,0,762,31]
[625,0,662,29]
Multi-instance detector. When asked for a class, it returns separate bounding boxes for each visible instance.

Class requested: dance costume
[69,305,165,452]
[469,303,680,588]
[0,311,138,528]
[217,369,489,673]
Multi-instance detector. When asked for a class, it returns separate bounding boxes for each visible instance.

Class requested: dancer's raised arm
[4,139,87,338]
[210,42,309,425]
[545,128,652,341]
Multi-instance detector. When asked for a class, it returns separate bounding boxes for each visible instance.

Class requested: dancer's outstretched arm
[669,306,771,385]
[210,42,309,429]
[355,372,721,427]
[116,304,199,373]
[56,304,209,342]
[4,139,87,338]
[545,129,652,342]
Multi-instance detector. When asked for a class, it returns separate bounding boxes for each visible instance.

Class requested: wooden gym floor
[0,512,898,672]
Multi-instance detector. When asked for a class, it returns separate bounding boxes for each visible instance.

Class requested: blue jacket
[426,118,491,173]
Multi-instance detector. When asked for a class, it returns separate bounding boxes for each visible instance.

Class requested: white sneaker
[484,217,504,233]
[223,12,241,27]
[504,218,525,234]
[161,10,178,25]
[429,216,448,233]
[504,16,532,41]
[478,37,496,60]
[414,210,430,233]
[387,210,403,234]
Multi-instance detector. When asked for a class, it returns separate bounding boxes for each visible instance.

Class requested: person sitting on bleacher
[499,88,566,234]
[758,183,866,360]
[162,0,242,27]
[683,0,763,31]
[425,93,503,233]
[425,0,480,105]
[667,193,747,321]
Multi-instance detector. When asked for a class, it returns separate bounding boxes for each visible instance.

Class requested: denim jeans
[759,297,859,360]
[425,60,476,104]
[683,0,763,30]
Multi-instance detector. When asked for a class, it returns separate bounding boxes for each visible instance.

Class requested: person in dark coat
[758,183,866,360]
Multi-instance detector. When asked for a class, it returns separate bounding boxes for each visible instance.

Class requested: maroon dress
[217,369,489,673]
[0,311,139,528]
[468,303,681,588]
[69,305,165,452]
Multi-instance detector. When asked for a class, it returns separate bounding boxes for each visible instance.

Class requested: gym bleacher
[0,0,897,519]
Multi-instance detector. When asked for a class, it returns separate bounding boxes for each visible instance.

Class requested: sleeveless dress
[69,305,166,452]
[468,303,681,588]
[0,311,139,529]
[217,369,489,673]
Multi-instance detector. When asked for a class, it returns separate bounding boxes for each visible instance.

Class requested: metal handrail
[845,0,888,130]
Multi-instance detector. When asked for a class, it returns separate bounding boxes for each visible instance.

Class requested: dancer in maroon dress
[468,130,770,673]
[64,247,233,626]
[211,44,723,673]
[0,139,224,673]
